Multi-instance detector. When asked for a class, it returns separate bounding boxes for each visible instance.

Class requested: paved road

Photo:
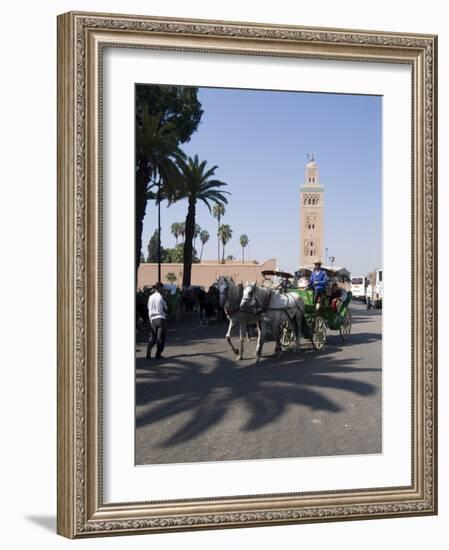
[135,301,382,465]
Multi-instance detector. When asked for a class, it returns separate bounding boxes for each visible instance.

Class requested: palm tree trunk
[242,247,244,264]
[135,161,150,280]
[200,243,204,262]
[182,198,196,287]
[217,216,220,263]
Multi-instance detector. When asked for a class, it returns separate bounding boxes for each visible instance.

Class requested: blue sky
[141,86,382,276]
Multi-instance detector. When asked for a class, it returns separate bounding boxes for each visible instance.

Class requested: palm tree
[218,224,233,263]
[178,222,186,243]
[165,272,177,284]
[193,223,201,249]
[199,230,210,261]
[171,222,181,245]
[212,204,226,263]
[173,155,229,286]
[239,234,249,263]
[136,107,185,280]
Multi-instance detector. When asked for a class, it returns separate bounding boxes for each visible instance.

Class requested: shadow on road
[136,349,380,449]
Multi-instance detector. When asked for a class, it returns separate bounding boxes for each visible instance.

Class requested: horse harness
[249,284,301,332]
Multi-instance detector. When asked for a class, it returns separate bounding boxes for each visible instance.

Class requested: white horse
[217,276,262,361]
[240,282,305,360]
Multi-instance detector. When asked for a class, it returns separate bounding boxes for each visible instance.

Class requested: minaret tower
[299,153,324,265]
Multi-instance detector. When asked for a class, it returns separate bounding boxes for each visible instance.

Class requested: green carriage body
[288,287,353,348]
[292,288,352,327]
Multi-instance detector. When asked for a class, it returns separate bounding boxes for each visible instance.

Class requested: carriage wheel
[311,317,327,350]
[339,309,352,341]
[279,320,295,349]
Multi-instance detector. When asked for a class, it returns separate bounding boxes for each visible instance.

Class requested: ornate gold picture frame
[57,11,437,538]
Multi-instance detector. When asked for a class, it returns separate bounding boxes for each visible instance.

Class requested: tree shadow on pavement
[136,350,380,450]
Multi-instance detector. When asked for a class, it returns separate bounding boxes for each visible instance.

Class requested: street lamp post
[157,178,162,284]
[325,247,328,265]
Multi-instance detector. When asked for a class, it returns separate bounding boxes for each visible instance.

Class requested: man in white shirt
[146,282,168,360]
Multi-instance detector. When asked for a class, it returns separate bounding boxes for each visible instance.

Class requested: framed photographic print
[57,11,438,538]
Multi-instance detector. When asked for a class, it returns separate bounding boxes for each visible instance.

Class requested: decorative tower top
[304,153,320,186]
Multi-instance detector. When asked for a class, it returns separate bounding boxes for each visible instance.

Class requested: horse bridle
[217,278,228,307]
[218,278,244,314]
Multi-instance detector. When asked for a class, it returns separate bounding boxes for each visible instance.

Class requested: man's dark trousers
[313,288,325,304]
[147,318,167,358]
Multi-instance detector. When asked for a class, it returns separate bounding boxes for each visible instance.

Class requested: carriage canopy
[295,265,351,281]
[261,269,296,280]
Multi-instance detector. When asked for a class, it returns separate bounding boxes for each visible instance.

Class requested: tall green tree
[218,224,233,263]
[136,85,203,143]
[199,229,210,261]
[174,155,229,286]
[135,85,203,274]
[212,204,226,263]
[136,108,185,276]
[239,234,249,263]
[147,230,163,263]
[163,244,199,264]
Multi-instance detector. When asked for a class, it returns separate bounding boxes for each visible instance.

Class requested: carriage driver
[309,260,328,306]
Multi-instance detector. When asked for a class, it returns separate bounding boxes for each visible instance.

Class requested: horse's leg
[226,317,240,356]
[255,319,265,362]
[237,320,246,360]
[295,311,302,353]
[274,314,282,355]
[274,334,282,355]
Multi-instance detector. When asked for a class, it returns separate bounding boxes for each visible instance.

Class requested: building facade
[299,154,324,265]
[137,258,277,290]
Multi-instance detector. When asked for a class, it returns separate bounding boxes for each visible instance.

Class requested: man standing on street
[146,282,168,360]
[309,260,328,307]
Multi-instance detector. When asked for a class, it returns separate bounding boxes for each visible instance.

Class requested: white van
[366,269,383,309]
[351,276,366,302]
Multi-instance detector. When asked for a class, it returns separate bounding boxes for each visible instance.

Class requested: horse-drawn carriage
[217,265,352,361]
[255,267,352,352]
